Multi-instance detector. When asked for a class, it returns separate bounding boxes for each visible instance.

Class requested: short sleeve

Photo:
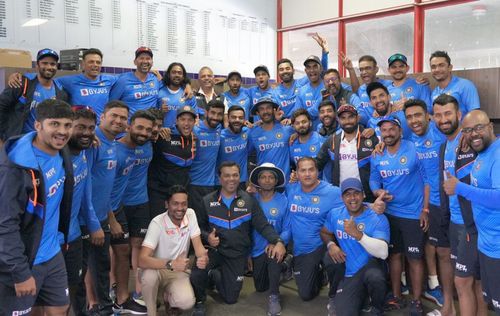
[142,218,162,250]
[187,209,201,238]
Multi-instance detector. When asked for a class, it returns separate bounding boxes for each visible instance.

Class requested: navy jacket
[0,133,73,284]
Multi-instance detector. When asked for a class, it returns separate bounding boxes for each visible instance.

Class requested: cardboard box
[0,49,32,68]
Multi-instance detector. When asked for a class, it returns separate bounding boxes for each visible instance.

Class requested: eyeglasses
[462,124,488,134]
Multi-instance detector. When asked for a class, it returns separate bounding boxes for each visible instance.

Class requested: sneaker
[165,307,182,316]
[113,298,147,315]
[327,296,336,316]
[132,291,146,306]
[191,302,206,316]
[384,295,406,311]
[208,268,221,291]
[86,304,100,316]
[401,282,410,295]
[267,294,281,316]
[109,283,117,303]
[361,296,372,313]
[409,299,424,316]
[424,286,444,307]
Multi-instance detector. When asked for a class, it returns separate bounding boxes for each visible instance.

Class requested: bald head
[462,109,494,153]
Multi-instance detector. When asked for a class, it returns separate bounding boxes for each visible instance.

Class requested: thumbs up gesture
[443,171,459,195]
[344,216,362,240]
[208,228,220,247]
[196,248,209,269]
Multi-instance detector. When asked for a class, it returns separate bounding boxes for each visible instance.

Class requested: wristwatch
[275,238,284,245]
[166,260,173,271]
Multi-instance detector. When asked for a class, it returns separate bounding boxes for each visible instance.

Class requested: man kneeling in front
[139,185,208,316]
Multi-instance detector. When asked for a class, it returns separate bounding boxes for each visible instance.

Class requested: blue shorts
[0,251,69,315]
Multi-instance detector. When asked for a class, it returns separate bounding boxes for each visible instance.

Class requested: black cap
[251,97,279,115]
[227,70,242,81]
[253,65,270,76]
[176,105,197,119]
[303,55,321,67]
[135,47,153,59]
[37,48,59,62]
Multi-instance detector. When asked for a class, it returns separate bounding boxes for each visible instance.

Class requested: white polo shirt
[339,131,361,183]
[142,208,201,260]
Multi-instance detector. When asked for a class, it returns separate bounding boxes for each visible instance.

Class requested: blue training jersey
[289,131,325,168]
[294,81,325,128]
[431,76,480,118]
[88,127,118,221]
[274,80,301,119]
[223,88,252,121]
[122,142,153,206]
[370,140,428,219]
[457,139,500,258]
[110,141,136,211]
[389,77,432,113]
[251,192,290,258]
[157,86,197,127]
[32,146,65,264]
[324,206,389,276]
[189,122,221,186]
[287,181,343,256]
[23,83,56,133]
[357,78,392,108]
[218,127,249,183]
[443,131,474,224]
[248,123,293,181]
[57,74,117,118]
[109,72,161,116]
[410,122,446,206]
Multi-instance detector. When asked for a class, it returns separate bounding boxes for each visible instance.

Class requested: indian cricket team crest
[365,139,373,147]
[237,199,245,207]
[357,223,365,232]
[242,132,247,140]
[270,208,278,216]
[240,100,245,105]
[424,139,432,148]
[400,156,407,165]
[406,87,413,93]
[149,81,155,87]
[180,97,185,103]
[310,145,317,152]
[311,196,320,204]
[276,132,283,139]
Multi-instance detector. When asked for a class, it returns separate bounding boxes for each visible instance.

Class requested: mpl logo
[407,246,420,253]
[455,262,468,272]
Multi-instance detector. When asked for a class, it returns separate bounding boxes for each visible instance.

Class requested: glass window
[346,12,414,76]
[282,23,339,78]
[424,0,500,71]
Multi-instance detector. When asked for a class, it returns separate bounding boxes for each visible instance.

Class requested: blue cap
[251,97,279,115]
[340,178,364,194]
[377,116,401,128]
[37,48,59,61]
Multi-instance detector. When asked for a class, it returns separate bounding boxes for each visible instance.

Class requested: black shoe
[192,302,206,316]
[113,298,147,315]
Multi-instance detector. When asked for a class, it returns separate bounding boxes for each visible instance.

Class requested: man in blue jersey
[316,100,339,137]
[403,99,452,314]
[190,161,286,315]
[223,71,251,122]
[446,110,500,314]
[433,95,487,316]
[316,104,379,201]
[108,111,154,315]
[109,47,161,116]
[148,106,196,218]
[294,55,325,127]
[387,53,432,113]
[369,116,429,315]
[158,62,197,128]
[0,48,68,144]
[0,99,74,316]
[64,106,103,315]
[248,65,274,107]
[248,97,294,181]
[248,163,290,316]
[188,99,224,215]
[321,178,389,316]
[289,109,325,168]
[76,100,128,315]
[366,82,411,140]
[353,55,393,109]
[218,106,249,188]
[430,51,480,117]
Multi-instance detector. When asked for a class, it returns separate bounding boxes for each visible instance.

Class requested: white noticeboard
[0,0,277,77]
